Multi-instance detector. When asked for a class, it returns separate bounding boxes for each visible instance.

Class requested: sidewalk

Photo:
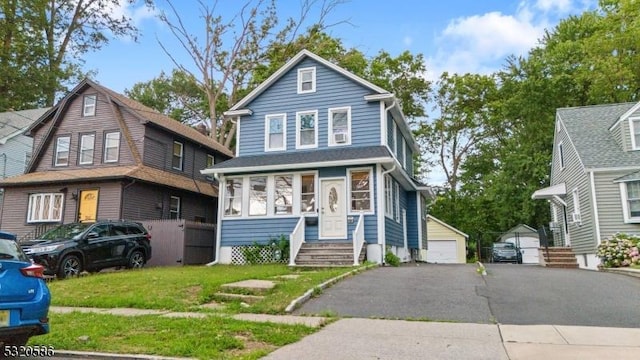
[50,307,640,359]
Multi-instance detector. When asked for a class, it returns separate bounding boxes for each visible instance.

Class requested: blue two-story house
[202,50,431,265]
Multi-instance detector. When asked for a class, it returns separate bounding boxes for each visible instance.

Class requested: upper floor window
[296,110,317,149]
[54,136,70,167]
[172,141,184,170]
[265,114,286,151]
[329,107,351,146]
[297,67,316,94]
[301,174,316,213]
[27,193,63,223]
[104,132,120,163]
[622,180,640,222]
[630,118,640,150]
[79,133,95,165]
[169,196,181,219]
[207,154,215,168]
[349,169,373,212]
[83,95,97,116]
[558,142,565,169]
[249,176,267,216]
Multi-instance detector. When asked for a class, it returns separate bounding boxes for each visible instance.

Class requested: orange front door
[78,189,99,222]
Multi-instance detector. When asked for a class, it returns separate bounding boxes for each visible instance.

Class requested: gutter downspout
[379,98,397,264]
[207,173,225,266]
[381,164,396,263]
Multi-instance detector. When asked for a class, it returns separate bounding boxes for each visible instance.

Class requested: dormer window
[630,118,640,150]
[83,95,96,116]
[297,67,316,94]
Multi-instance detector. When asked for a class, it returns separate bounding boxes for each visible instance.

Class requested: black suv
[22,220,152,278]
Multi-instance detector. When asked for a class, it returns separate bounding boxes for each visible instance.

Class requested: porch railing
[289,216,306,266]
[353,213,365,266]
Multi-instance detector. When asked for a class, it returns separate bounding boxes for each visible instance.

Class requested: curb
[601,267,640,279]
[284,263,379,313]
[55,350,194,360]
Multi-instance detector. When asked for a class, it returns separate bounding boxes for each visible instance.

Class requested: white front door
[320,179,347,238]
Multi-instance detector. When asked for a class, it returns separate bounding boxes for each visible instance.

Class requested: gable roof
[426,215,468,238]
[229,49,390,112]
[0,108,50,144]
[557,102,640,169]
[26,79,234,158]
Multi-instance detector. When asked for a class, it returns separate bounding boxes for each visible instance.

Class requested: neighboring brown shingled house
[0,79,232,239]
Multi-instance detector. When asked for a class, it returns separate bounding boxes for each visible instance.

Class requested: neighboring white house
[499,224,540,264]
[426,215,467,264]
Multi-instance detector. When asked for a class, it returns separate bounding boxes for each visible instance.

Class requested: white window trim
[54,136,70,167]
[173,141,184,170]
[300,173,318,214]
[296,110,318,149]
[249,176,268,216]
[297,67,316,94]
[222,171,319,219]
[264,113,287,151]
[83,94,96,116]
[630,118,640,150]
[348,168,375,215]
[27,193,64,223]
[620,181,640,223]
[223,177,244,218]
[328,106,352,146]
[571,187,581,225]
[558,142,565,169]
[169,196,181,219]
[384,175,393,218]
[206,154,215,168]
[394,182,400,222]
[79,133,95,165]
[104,132,120,163]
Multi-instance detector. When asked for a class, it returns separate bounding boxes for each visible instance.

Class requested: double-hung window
[350,169,373,212]
[297,67,316,93]
[296,110,317,149]
[27,193,64,223]
[104,132,120,163]
[384,175,393,217]
[329,107,351,146]
[172,141,184,170]
[79,134,95,165]
[394,183,400,222]
[622,180,640,222]
[224,178,243,216]
[301,174,316,213]
[169,196,181,219]
[265,114,286,151]
[274,175,293,215]
[54,136,70,166]
[83,95,96,116]
[249,176,267,216]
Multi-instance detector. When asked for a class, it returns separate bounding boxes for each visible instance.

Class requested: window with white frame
[301,174,316,213]
[206,154,214,168]
[249,176,267,216]
[104,132,120,163]
[329,107,351,146]
[27,193,64,223]
[297,67,316,94]
[384,175,393,217]
[79,133,95,165]
[623,181,640,221]
[172,141,184,170]
[83,94,96,116]
[169,196,181,219]
[224,178,243,216]
[559,142,565,169]
[350,169,372,212]
[274,175,293,215]
[296,111,317,148]
[265,114,286,151]
[54,136,70,166]
[394,182,400,222]
[630,118,640,150]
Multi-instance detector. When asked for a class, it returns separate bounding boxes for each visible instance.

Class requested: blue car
[0,231,50,347]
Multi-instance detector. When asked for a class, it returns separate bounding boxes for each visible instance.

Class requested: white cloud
[107,1,159,28]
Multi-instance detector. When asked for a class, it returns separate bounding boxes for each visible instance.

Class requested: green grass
[32,312,315,360]
[49,265,357,313]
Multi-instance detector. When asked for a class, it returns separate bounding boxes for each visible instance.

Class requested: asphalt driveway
[295,263,640,328]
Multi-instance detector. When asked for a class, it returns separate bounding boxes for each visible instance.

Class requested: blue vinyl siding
[405,144,413,176]
[385,178,409,247]
[387,115,395,151]
[238,58,381,156]
[406,192,418,249]
[220,218,300,245]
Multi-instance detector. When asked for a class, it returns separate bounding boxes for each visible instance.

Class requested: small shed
[426,215,468,264]
[499,224,540,264]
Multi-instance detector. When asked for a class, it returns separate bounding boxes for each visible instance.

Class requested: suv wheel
[58,254,82,279]
[127,250,145,269]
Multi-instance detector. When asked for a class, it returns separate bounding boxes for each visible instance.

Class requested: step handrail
[353,213,365,265]
[289,216,306,266]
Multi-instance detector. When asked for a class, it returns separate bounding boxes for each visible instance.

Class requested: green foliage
[596,233,640,268]
[384,247,401,267]
[241,242,267,265]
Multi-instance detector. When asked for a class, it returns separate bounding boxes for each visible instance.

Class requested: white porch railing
[289,216,306,266]
[353,213,365,266]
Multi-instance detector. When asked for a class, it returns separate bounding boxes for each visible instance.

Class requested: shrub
[596,233,640,268]
[384,247,401,267]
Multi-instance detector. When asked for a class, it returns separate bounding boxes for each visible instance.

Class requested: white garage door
[427,240,458,264]
[505,237,540,264]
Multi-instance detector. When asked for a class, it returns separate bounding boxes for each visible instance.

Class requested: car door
[110,223,134,266]
[82,224,115,269]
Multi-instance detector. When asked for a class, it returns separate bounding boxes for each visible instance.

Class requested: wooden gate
[138,219,216,267]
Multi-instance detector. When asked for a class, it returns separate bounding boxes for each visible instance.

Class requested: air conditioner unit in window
[334,132,347,143]
[571,213,582,224]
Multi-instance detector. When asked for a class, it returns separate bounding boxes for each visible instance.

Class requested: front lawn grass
[48,264,359,313]
[33,312,315,360]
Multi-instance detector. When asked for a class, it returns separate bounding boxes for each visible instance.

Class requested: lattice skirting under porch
[230,245,289,265]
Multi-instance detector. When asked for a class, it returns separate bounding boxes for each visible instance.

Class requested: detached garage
[499,224,540,264]
[426,215,468,264]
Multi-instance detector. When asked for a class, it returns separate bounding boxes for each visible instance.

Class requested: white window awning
[531,183,567,206]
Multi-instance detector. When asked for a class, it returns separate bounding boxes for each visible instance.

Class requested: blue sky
[86,0,596,93]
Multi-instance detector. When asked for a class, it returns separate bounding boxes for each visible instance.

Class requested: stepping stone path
[274,274,301,280]
[214,279,277,304]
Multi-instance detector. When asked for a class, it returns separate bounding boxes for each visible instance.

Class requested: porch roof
[531,183,566,206]
[203,145,395,175]
[614,170,640,183]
